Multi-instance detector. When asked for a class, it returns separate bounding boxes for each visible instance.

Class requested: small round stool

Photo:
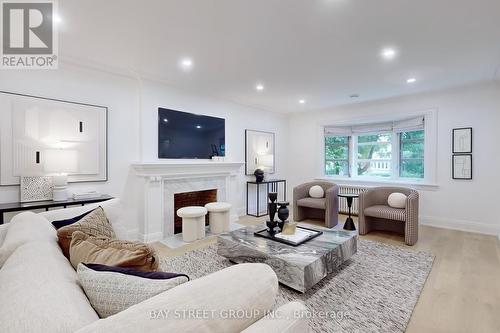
[205,202,232,234]
[176,206,208,242]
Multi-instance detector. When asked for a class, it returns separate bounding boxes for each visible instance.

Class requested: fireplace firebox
[173,189,217,234]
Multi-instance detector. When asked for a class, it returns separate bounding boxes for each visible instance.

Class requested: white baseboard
[126,228,140,240]
[236,206,246,219]
[420,215,500,236]
[137,231,164,243]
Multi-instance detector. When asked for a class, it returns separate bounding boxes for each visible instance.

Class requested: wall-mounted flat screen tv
[158,108,225,159]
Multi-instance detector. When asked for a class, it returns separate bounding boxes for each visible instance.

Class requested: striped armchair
[359,187,419,246]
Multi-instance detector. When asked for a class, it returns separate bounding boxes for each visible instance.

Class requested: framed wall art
[452,154,472,180]
[452,127,472,154]
[245,130,275,175]
[0,91,108,186]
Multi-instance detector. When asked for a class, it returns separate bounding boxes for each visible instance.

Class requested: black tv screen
[158,108,225,159]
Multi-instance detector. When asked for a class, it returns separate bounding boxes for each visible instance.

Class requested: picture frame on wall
[452,154,472,180]
[0,91,108,186]
[452,127,472,153]
[245,130,275,175]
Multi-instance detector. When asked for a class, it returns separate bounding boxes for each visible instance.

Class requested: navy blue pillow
[51,208,95,230]
[83,263,190,281]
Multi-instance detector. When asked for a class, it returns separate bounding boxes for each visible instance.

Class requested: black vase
[277,220,285,231]
[254,169,264,182]
[277,201,290,223]
[268,192,278,222]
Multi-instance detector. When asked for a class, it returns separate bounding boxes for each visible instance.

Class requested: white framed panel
[0,91,108,185]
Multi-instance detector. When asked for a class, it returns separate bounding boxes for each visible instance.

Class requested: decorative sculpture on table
[254,168,264,183]
[277,201,290,231]
[266,192,278,232]
[268,192,278,220]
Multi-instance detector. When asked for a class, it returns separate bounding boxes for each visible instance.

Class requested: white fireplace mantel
[132,161,244,242]
[132,161,245,180]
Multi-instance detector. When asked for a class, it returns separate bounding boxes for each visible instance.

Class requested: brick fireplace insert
[173,189,218,234]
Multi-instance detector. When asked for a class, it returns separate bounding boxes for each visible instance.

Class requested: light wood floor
[153,215,500,333]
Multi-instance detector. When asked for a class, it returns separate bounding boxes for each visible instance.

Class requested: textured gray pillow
[77,264,189,318]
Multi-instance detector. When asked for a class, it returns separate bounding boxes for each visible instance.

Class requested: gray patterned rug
[160,239,434,333]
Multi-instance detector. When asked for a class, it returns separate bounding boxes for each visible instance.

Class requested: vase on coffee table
[277,201,289,231]
[266,192,279,233]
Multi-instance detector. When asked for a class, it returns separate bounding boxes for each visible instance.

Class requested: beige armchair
[359,187,419,246]
[293,181,339,228]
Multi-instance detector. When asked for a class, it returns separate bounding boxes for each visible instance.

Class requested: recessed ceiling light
[255,84,264,91]
[196,125,202,129]
[406,77,417,84]
[179,58,193,71]
[350,94,360,98]
[299,99,306,104]
[381,48,397,60]
[53,14,62,24]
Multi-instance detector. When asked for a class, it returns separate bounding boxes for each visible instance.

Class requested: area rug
[160,239,434,333]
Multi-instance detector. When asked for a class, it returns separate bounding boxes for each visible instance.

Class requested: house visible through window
[324,117,425,180]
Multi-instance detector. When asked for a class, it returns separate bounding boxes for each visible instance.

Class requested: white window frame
[318,110,438,189]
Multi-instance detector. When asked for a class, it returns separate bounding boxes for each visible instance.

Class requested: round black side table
[338,193,359,231]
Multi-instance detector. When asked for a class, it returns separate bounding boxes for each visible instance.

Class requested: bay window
[324,117,425,180]
[324,136,349,176]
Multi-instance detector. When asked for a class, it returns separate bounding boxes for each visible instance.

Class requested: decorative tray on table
[254,226,323,246]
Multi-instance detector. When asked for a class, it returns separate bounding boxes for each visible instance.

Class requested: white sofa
[0,200,308,333]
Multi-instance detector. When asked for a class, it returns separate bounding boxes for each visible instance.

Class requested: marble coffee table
[217,224,357,293]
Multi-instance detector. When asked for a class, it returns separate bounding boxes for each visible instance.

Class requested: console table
[246,179,286,217]
[0,195,114,224]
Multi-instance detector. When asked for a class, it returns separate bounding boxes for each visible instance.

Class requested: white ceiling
[58,0,500,113]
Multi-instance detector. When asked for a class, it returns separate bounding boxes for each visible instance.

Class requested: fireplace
[173,189,218,234]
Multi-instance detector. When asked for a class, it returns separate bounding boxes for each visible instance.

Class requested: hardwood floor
[153,215,500,333]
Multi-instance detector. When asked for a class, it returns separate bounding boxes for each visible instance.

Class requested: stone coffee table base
[217,225,357,293]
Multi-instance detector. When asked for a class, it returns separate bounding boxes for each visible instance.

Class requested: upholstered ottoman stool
[176,206,208,242]
[205,202,232,234]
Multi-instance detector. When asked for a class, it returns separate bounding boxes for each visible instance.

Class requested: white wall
[287,81,500,235]
[138,80,289,217]
[1,62,498,237]
[0,63,289,231]
[0,64,141,230]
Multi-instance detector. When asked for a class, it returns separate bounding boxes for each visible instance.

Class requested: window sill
[315,176,439,191]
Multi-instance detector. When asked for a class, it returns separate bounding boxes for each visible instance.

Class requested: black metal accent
[79,121,83,133]
[0,195,114,225]
[246,179,286,217]
[338,193,359,230]
[35,151,40,164]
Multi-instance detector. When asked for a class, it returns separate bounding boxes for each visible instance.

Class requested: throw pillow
[69,231,159,271]
[388,192,407,209]
[51,209,94,230]
[77,263,189,318]
[0,212,56,267]
[309,185,325,198]
[57,207,115,258]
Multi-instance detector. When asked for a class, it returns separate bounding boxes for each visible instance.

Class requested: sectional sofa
[0,199,308,333]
